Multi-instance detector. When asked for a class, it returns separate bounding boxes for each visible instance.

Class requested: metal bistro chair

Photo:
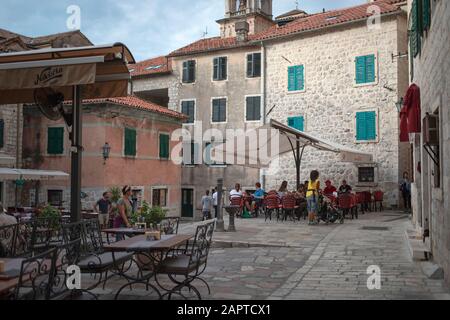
[0,223,18,258]
[364,191,373,212]
[281,194,298,222]
[338,193,355,220]
[156,221,215,300]
[373,191,384,212]
[264,195,280,222]
[30,217,65,255]
[62,220,133,298]
[356,192,366,215]
[14,247,58,300]
[160,217,180,235]
[229,197,243,218]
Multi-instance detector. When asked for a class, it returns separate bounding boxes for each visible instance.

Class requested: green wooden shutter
[411,0,422,58]
[188,60,196,82]
[288,66,296,91]
[356,112,377,141]
[355,56,367,84]
[159,134,169,159]
[423,0,431,30]
[288,116,304,132]
[356,112,367,141]
[182,61,188,83]
[220,57,227,80]
[247,54,253,77]
[182,101,195,123]
[47,127,64,155]
[254,53,261,77]
[365,111,377,140]
[0,120,4,149]
[297,65,305,91]
[124,128,136,156]
[213,58,219,80]
[365,55,376,83]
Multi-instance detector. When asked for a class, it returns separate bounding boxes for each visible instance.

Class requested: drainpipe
[260,41,267,190]
[15,104,20,209]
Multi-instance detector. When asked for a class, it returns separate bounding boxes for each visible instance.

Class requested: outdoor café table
[102,227,149,244]
[103,234,193,300]
[0,258,24,297]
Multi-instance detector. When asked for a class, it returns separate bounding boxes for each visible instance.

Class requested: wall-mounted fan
[33,87,73,127]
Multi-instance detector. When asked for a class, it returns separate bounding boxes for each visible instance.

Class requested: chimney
[235,21,249,42]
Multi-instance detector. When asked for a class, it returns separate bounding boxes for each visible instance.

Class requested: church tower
[217,0,275,38]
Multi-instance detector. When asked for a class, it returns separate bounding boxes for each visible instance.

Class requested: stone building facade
[407,0,450,284]
[264,5,410,207]
[21,97,185,217]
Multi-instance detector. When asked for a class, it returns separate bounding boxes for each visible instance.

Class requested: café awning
[211,119,373,188]
[0,43,135,104]
[0,168,69,181]
[0,43,135,222]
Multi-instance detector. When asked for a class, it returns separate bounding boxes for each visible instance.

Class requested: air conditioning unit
[423,114,439,146]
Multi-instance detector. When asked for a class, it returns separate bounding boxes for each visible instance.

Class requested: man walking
[94,192,112,229]
[212,189,218,218]
[201,190,213,221]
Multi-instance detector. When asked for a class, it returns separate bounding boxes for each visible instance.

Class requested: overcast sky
[1,0,366,61]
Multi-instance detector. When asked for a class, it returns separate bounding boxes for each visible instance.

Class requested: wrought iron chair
[30,217,65,255]
[156,221,215,300]
[281,194,298,222]
[160,217,180,235]
[229,196,243,217]
[14,247,58,300]
[0,223,18,258]
[264,194,280,222]
[338,193,354,220]
[61,220,133,298]
[373,191,384,212]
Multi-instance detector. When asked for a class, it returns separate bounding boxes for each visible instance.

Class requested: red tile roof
[255,1,401,41]
[169,1,401,57]
[129,56,172,77]
[79,96,186,120]
[169,36,260,57]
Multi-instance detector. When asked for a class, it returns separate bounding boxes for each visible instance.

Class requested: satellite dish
[33,87,73,126]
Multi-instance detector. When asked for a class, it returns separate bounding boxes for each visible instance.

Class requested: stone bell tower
[218,0,275,38]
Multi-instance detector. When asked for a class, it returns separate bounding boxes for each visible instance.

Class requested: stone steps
[404,229,431,261]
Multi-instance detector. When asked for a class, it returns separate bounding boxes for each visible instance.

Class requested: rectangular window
[212,98,227,123]
[182,142,200,165]
[124,128,137,156]
[0,119,4,149]
[246,96,261,121]
[47,127,64,155]
[288,116,305,132]
[182,60,196,83]
[247,53,261,78]
[355,54,376,84]
[48,190,63,207]
[159,134,170,160]
[288,65,305,92]
[181,100,195,124]
[358,167,375,183]
[152,188,168,207]
[356,111,377,141]
[213,57,227,81]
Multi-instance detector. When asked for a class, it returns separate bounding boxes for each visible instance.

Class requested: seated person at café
[323,180,337,196]
[294,185,307,220]
[338,180,353,194]
[0,202,17,227]
[230,183,243,200]
[242,191,253,219]
[252,182,265,213]
[278,181,289,199]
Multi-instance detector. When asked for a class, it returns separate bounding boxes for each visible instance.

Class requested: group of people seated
[227,176,354,222]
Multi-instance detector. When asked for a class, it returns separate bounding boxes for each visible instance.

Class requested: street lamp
[395,97,404,113]
[102,142,111,164]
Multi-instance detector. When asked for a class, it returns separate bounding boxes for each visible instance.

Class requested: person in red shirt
[323,180,337,196]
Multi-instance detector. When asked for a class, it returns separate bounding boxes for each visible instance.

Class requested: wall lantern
[395,97,404,113]
[102,142,111,164]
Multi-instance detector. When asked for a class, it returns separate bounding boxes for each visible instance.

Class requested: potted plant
[130,201,167,229]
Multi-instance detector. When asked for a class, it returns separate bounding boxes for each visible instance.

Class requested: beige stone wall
[172,48,263,219]
[132,74,180,112]
[409,0,450,284]
[264,16,407,207]
[0,104,22,208]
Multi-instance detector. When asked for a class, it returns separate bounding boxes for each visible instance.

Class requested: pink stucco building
[21,96,185,217]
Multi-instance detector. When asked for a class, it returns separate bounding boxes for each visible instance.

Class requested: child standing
[306,170,320,225]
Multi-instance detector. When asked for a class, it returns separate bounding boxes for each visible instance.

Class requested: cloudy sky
[1,0,366,61]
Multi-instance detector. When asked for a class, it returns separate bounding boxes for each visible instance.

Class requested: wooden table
[0,258,24,297]
[102,228,150,244]
[103,234,193,300]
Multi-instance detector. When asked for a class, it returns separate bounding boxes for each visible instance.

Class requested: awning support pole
[297,144,307,190]
[70,85,82,223]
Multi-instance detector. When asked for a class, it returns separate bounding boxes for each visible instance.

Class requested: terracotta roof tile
[169,1,401,57]
[255,1,401,41]
[129,56,172,77]
[72,96,186,120]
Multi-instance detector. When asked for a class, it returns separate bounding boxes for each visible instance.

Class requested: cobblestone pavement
[85,211,450,300]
